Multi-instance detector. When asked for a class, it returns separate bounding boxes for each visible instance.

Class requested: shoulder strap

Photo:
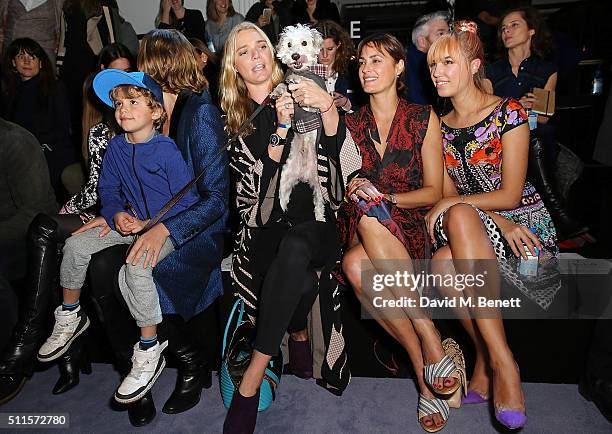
[140,93,277,233]
[222,299,245,357]
[56,9,66,75]
[102,6,115,43]
[142,81,286,233]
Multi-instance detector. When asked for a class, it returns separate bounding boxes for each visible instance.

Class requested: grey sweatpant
[60,226,174,327]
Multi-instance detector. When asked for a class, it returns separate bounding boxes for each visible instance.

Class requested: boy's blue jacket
[98,133,199,231]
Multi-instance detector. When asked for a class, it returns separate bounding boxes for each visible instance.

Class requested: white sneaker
[37,305,90,362]
[114,341,168,404]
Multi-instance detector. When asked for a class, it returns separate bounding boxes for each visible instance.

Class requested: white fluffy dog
[275,24,327,222]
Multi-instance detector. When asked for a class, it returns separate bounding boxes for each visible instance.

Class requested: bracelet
[341,98,351,112]
[278,122,292,129]
[321,98,335,114]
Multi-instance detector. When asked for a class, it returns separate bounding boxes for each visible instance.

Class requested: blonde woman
[221,21,359,434]
[205,0,244,53]
[426,22,559,430]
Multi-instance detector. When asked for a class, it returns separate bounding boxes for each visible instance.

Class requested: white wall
[116,0,257,36]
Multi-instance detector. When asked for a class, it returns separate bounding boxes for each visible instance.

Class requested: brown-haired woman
[314,19,363,112]
[221,21,358,434]
[83,29,228,427]
[156,0,207,43]
[205,0,244,53]
[426,22,559,430]
[484,7,587,240]
[338,33,463,433]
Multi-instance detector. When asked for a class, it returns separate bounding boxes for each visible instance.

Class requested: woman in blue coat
[83,29,229,427]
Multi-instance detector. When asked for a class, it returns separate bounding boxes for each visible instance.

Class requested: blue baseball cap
[93,69,164,108]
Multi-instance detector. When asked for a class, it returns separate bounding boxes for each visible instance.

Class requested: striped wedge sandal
[423,338,467,403]
[418,394,450,433]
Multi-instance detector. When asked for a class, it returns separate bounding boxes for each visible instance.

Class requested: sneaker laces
[46,320,74,346]
[127,355,150,381]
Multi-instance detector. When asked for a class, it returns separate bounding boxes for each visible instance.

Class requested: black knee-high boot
[528,137,588,241]
[0,214,58,404]
[159,316,212,414]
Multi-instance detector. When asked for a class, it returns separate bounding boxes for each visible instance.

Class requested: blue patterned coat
[153,90,229,319]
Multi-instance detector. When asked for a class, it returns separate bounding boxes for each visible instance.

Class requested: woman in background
[484,6,587,240]
[2,38,73,198]
[245,0,280,44]
[292,0,340,26]
[314,19,362,113]
[156,0,207,43]
[205,0,244,53]
[80,42,134,166]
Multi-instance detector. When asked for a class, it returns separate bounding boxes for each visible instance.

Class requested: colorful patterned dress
[337,99,432,260]
[433,97,560,309]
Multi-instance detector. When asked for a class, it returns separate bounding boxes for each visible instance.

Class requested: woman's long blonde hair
[220,22,284,136]
[138,29,207,94]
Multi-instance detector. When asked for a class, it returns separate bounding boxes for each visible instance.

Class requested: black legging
[254,220,339,356]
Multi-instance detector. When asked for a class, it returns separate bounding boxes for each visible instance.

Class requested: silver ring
[284,102,291,109]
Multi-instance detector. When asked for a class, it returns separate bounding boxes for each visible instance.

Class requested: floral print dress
[433,97,560,309]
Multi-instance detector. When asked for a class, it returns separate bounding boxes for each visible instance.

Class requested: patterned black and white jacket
[228,101,361,395]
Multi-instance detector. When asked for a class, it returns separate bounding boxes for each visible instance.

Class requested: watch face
[271,133,286,147]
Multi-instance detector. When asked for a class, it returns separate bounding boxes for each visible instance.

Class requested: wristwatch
[270,132,287,147]
[388,193,397,204]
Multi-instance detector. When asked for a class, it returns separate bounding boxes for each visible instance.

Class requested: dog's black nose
[291,53,300,61]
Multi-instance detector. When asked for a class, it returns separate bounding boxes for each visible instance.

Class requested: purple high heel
[462,389,488,405]
[495,407,527,430]
[494,364,526,429]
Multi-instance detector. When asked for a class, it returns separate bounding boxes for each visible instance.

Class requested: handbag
[220,299,282,412]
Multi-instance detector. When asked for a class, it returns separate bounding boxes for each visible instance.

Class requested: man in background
[404,10,450,107]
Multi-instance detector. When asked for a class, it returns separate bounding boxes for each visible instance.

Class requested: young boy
[37,70,199,404]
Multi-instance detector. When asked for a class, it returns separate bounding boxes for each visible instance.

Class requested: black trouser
[254,220,339,356]
[88,246,217,372]
[88,245,139,368]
